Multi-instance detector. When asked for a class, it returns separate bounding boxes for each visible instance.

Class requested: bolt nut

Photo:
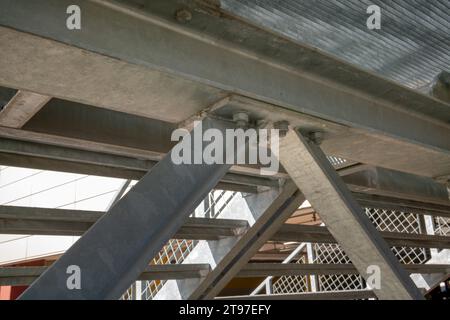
[233,111,249,128]
[175,9,192,23]
[308,131,324,145]
[256,119,268,128]
[273,120,289,137]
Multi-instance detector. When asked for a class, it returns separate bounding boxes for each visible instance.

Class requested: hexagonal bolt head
[233,112,249,128]
[273,120,289,137]
[308,131,324,145]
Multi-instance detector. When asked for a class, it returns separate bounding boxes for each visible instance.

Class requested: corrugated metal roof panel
[221,0,450,89]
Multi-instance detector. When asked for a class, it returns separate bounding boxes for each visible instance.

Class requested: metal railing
[434,216,450,237]
[254,207,441,295]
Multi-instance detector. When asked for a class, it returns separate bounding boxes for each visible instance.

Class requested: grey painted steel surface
[19,118,234,299]
[0,126,447,201]
[1,206,448,249]
[0,86,17,108]
[3,263,448,286]
[273,224,450,250]
[343,167,450,204]
[0,133,277,192]
[192,181,305,299]
[236,263,450,278]
[154,191,268,299]
[0,206,249,239]
[0,90,50,128]
[0,264,211,286]
[352,193,450,218]
[24,98,178,154]
[221,0,450,89]
[1,0,450,175]
[16,91,450,181]
[153,184,300,300]
[278,129,423,300]
[217,290,377,300]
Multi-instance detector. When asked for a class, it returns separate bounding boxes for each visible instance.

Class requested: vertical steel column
[306,243,317,292]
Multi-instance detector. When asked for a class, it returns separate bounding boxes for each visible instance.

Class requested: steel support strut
[19,118,235,299]
[278,129,423,300]
[198,182,305,299]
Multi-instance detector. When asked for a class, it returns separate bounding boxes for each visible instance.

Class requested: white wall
[0,165,126,265]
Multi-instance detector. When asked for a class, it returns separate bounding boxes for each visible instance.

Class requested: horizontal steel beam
[138,264,210,281]
[21,96,283,180]
[1,206,447,249]
[343,167,450,205]
[191,181,306,300]
[216,290,377,300]
[1,128,448,202]
[352,193,450,218]
[176,218,248,240]
[0,264,211,286]
[274,224,450,250]
[4,262,447,286]
[0,129,279,192]
[1,0,450,179]
[0,206,249,240]
[236,263,450,278]
[0,153,257,194]
[279,129,425,299]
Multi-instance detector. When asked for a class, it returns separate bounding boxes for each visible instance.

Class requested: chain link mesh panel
[313,243,366,291]
[366,208,430,264]
[271,207,431,294]
[272,255,309,293]
[120,283,137,300]
[434,216,450,236]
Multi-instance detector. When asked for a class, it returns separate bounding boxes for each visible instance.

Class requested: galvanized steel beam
[19,118,234,299]
[1,1,450,179]
[278,129,423,300]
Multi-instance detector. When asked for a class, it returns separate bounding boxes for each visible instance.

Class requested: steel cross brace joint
[277,126,424,300]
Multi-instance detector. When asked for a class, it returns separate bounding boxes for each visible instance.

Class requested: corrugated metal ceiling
[221,0,450,89]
